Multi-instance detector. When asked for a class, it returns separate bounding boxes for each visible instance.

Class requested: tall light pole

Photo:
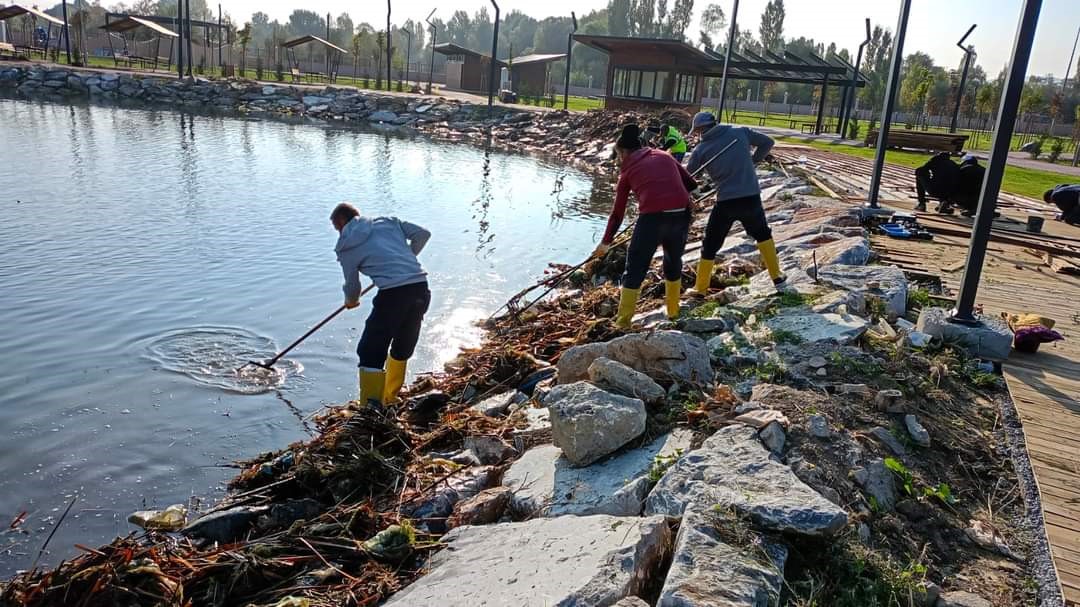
[840,18,872,139]
[60,0,72,64]
[949,24,977,134]
[716,0,739,118]
[563,11,577,110]
[425,8,437,95]
[402,24,412,87]
[386,0,392,89]
[487,0,500,113]
[953,0,1042,324]
[867,0,911,209]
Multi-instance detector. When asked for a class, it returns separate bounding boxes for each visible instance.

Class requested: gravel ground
[995,392,1066,607]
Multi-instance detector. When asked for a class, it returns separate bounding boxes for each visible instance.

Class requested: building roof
[0,3,65,25]
[510,53,565,66]
[101,15,178,37]
[281,35,348,54]
[433,42,502,63]
[574,34,865,87]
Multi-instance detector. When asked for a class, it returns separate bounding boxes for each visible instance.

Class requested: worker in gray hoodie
[331,202,431,408]
[685,111,785,293]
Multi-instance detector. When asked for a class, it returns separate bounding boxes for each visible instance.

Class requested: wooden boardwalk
[775,145,1080,603]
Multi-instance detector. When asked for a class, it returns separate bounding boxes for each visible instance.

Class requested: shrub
[1048,137,1064,163]
[275,62,284,82]
[255,56,264,81]
[848,117,861,140]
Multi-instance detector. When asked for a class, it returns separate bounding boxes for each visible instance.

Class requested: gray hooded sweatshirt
[686,124,774,202]
[335,216,430,302]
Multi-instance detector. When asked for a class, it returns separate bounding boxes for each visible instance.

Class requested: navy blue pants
[623,209,691,290]
[700,194,772,260]
[357,281,430,368]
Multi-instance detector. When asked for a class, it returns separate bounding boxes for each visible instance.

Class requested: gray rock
[181,505,267,544]
[464,435,517,465]
[807,355,828,368]
[811,289,867,316]
[916,307,1013,361]
[403,466,496,532]
[759,421,786,454]
[765,312,870,345]
[614,598,650,607]
[511,405,551,442]
[907,330,933,348]
[676,317,730,334]
[556,342,610,384]
[546,382,646,467]
[588,357,666,404]
[875,389,905,413]
[904,414,931,448]
[658,512,787,607]
[818,264,908,318]
[605,330,714,386]
[853,458,898,511]
[935,591,992,607]
[504,431,692,517]
[263,498,321,529]
[301,94,331,106]
[470,390,526,417]
[808,414,831,438]
[381,515,672,607]
[868,426,907,456]
[922,582,943,606]
[857,522,871,544]
[368,110,399,122]
[803,236,871,269]
[646,425,847,537]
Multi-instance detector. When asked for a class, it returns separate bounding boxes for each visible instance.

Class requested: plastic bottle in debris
[128,504,187,531]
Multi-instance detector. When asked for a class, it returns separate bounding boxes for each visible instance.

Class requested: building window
[612,67,672,100]
[446,54,465,63]
[674,73,697,103]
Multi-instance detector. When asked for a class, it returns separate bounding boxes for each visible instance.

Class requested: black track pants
[622,209,691,290]
[700,194,773,261]
[357,281,431,368]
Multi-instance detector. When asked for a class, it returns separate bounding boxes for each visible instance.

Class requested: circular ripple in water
[145,326,303,394]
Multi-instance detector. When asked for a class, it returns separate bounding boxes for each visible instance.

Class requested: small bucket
[1026,215,1045,233]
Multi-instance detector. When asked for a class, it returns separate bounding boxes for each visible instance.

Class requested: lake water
[0,98,610,574]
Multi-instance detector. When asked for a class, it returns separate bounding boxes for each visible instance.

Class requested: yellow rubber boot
[757,239,785,284]
[615,287,641,330]
[694,258,715,294]
[665,280,682,320]
[358,368,386,408]
[383,356,407,405]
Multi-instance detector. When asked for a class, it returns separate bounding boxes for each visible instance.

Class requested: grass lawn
[517,95,603,112]
[776,136,1068,200]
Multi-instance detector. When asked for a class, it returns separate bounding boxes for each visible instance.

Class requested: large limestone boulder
[557,342,610,383]
[645,425,847,537]
[818,265,908,318]
[546,382,646,467]
[658,513,787,607]
[801,236,871,270]
[382,515,672,607]
[764,312,870,345]
[604,331,713,386]
[588,357,666,404]
[504,431,693,517]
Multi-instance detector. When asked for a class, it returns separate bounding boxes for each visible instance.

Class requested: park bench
[290,67,302,83]
[865,129,969,154]
[798,120,833,134]
[0,42,28,59]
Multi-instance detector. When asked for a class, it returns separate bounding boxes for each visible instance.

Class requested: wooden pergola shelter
[101,15,177,71]
[0,3,65,59]
[281,35,347,84]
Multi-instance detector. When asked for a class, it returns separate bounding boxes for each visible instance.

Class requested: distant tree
[608,0,631,37]
[287,9,324,38]
[663,0,695,41]
[860,24,893,114]
[629,0,657,37]
[333,13,354,50]
[698,3,725,49]
[758,0,784,53]
[237,22,252,75]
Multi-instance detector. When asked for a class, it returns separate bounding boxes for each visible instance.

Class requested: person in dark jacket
[685,111,784,293]
[594,124,697,329]
[332,203,431,408]
[1045,184,1080,225]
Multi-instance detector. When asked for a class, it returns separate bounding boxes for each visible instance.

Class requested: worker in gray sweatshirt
[331,202,431,409]
[685,111,785,293]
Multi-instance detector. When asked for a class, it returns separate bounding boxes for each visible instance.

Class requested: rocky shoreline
[0,67,1055,607]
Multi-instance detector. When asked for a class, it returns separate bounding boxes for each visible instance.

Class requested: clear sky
[221,0,1079,79]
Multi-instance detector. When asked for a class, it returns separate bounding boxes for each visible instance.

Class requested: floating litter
[146,326,302,394]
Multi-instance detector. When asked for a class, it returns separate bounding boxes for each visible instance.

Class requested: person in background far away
[1044,184,1080,226]
[331,203,431,409]
[656,120,689,162]
[594,124,697,329]
[685,111,785,293]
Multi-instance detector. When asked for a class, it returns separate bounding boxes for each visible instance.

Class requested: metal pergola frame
[0,3,65,59]
[281,35,348,84]
[100,15,177,71]
[703,47,866,135]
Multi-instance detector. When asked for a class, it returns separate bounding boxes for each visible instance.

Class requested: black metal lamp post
[952,0,1042,324]
[386,1,392,89]
[563,11,577,110]
[402,25,412,87]
[488,0,500,113]
[949,24,977,134]
[425,8,436,95]
[867,0,912,209]
[840,19,871,139]
[60,0,71,64]
[717,0,739,118]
